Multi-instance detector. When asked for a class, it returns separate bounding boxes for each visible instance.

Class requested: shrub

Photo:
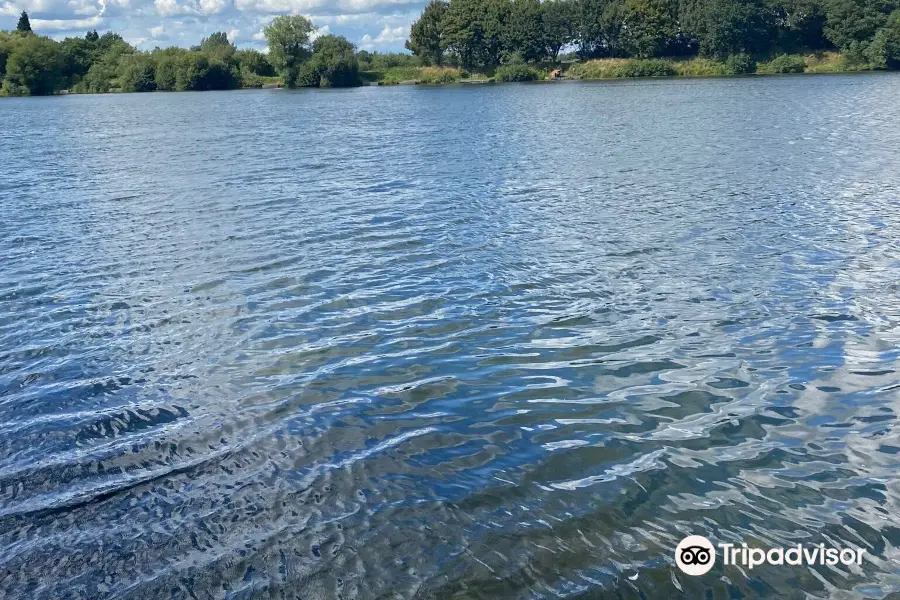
[672,58,728,76]
[356,50,420,71]
[118,54,156,92]
[239,68,278,88]
[295,34,360,88]
[234,49,274,77]
[378,66,462,84]
[495,64,541,81]
[565,59,630,79]
[614,58,675,77]
[379,66,422,84]
[567,58,676,79]
[803,51,869,72]
[418,66,463,83]
[724,53,756,74]
[175,53,209,90]
[757,54,806,74]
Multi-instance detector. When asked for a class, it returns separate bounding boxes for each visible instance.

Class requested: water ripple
[2,76,900,598]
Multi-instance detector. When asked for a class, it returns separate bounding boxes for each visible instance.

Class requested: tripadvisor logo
[674,535,867,576]
[675,536,716,576]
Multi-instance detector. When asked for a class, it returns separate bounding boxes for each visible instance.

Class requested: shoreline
[5,60,895,98]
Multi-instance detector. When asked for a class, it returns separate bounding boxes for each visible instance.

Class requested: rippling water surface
[2,75,900,599]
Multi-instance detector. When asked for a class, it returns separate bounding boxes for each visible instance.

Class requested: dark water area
[1,74,900,599]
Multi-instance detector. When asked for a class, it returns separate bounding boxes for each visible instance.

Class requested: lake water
[2,74,900,599]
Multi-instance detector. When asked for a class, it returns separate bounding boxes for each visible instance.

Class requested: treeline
[406,0,900,69]
[0,13,363,96]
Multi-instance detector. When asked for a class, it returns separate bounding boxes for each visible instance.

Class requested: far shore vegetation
[3,0,900,96]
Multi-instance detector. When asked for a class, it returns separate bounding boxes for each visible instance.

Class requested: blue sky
[0,0,421,52]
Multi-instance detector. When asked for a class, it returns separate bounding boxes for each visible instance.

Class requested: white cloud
[154,0,185,16]
[231,0,418,15]
[30,14,102,28]
[148,21,163,35]
[359,23,405,49]
[309,21,328,39]
[197,0,225,14]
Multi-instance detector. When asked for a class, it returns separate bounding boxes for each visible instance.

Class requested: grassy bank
[358,52,880,87]
[361,64,551,85]
[565,52,879,80]
[361,66,496,85]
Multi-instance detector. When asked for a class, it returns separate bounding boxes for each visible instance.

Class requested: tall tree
[442,0,511,68]
[264,15,316,85]
[0,31,14,78]
[694,0,775,58]
[824,0,896,52]
[622,0,678,57]
[3,35,62,95]
[505,0,546,62]
[875,8,900,67]
[59,36,94,87]
[200,31,236,59]
[771,0,829,52]
[406,0,448,65]
[17,10,32,33]
[542,0,576,60]
[575,0,626,58]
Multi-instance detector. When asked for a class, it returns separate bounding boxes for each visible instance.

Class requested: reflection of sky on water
[2,76,900,598]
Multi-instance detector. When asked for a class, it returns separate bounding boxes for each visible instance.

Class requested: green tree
[234,48,274,86]
[59,36,94,87]
[17,11,32,33]
[505,0,545,62]
[235,48,274,75]
[0,31,13,78]
[623,0,678,57]
[204,57,241,89]
[93,32,131,64]
[200,31,236,59]
[175,52,209,90]
[406,0,448,65]
[118,53,156,92]
[3,35,62,95]
[575,0,626,58]
[542,0,576,60]
[442,0,510,68]
[772,0,829,52]
[868,7,900,66]
[153,50,180,90]
[824,0,896,51]
[695,0,775,59]
[74,35,134,93]
[295,34,360,87]
[86,29,99,43]
[264,15,316,85]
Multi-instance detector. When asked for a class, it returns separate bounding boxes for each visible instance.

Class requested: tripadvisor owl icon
[675,535,716,576]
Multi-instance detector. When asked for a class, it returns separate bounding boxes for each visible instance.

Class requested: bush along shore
[4,0,900,96]
[362,51,879,85]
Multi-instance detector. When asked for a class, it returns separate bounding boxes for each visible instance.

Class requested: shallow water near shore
[2,74,900,599]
